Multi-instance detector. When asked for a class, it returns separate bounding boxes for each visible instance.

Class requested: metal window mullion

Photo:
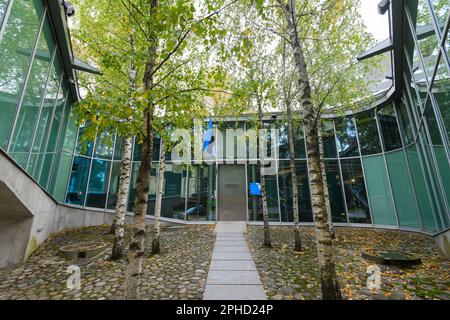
[0,0,13,42]
[83,132,98,208]
[25,45,57,171]
[104,131,118,211]
[353,115,374,225]
[6,6,47,153]
[333,120,349,224]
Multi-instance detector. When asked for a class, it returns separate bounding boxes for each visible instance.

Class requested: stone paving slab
[211,252,252,261]
[203,285,266,300]
[216,236,245,241]
[213,246,250,253]
[215,233,244,237]
[209,260,257,271]
[213,222,247,234]
[214,240,247,247]
[207,271,262,285]
[204,222,266,300]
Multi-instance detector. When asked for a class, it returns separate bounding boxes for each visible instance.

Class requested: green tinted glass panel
[94,130,114,159]
[86,159,111,208]
[248,163,279,221]
[9,15,54,167]
[322,120,337,158]
[397,99,414,145]
[386,150,421,228]
[356,110,382,155]
[362,155,397,226]
[48,151,72,202]
[432,77,449,145]
[434,146,450,227]
[161,163,188,221]
[0,0,44,149]
[335,116,359,157]
[277,122,305,159]
[378,104,403,151]
[63,111,77,152]
[66,156,90,206]
[324,160,346,223]
[406,144,438,231]
[106,161,121,209]
[430,0,449,34]
[278,160,313,222]
[340,158,371,223]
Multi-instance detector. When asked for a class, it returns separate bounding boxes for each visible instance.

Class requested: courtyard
[0,225,448,300]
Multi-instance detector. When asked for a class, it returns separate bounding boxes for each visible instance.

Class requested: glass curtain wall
[0,0,74,202]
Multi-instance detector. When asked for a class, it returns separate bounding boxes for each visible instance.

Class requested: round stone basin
[362,249,422,267]
[59,241,107,260]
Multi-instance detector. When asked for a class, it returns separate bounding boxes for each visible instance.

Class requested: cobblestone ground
[0,225,215,300]
[247,226,450,300]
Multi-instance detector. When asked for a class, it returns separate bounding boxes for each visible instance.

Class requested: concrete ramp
[0,150,107,268]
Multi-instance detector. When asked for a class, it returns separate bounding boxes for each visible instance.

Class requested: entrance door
[218,164,247,221]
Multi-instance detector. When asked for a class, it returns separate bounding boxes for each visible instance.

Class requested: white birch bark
[279,0,341,299]
[152,138,165,255]
[110,136,133,260]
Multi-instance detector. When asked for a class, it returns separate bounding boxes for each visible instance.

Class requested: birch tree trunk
[318,128,335,239]
[110,25,137,259]
[257,97,272,247]
[152,138,165,255]
[124,0,157,300]
[110,136,133,260]
[280,0,341,299]
[282,40,302,251]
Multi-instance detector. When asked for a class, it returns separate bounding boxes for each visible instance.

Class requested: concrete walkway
[203,222,266,300]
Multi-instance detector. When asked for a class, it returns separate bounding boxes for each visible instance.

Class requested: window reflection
[278,160,313,222]
[186,164,215,221]
[378,104,403,151]
[86,159,111,208]
[66,156,90,206]
[0,0,44,149]
[248,163,279,221]
[321,120,337,158]
[340,158,371,223]
[355,110,382,155]
[335,116,359,157]
[324,160,347,223]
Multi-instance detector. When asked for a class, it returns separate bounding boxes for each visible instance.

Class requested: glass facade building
[0,0,79,202]
[0,1,449,234]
